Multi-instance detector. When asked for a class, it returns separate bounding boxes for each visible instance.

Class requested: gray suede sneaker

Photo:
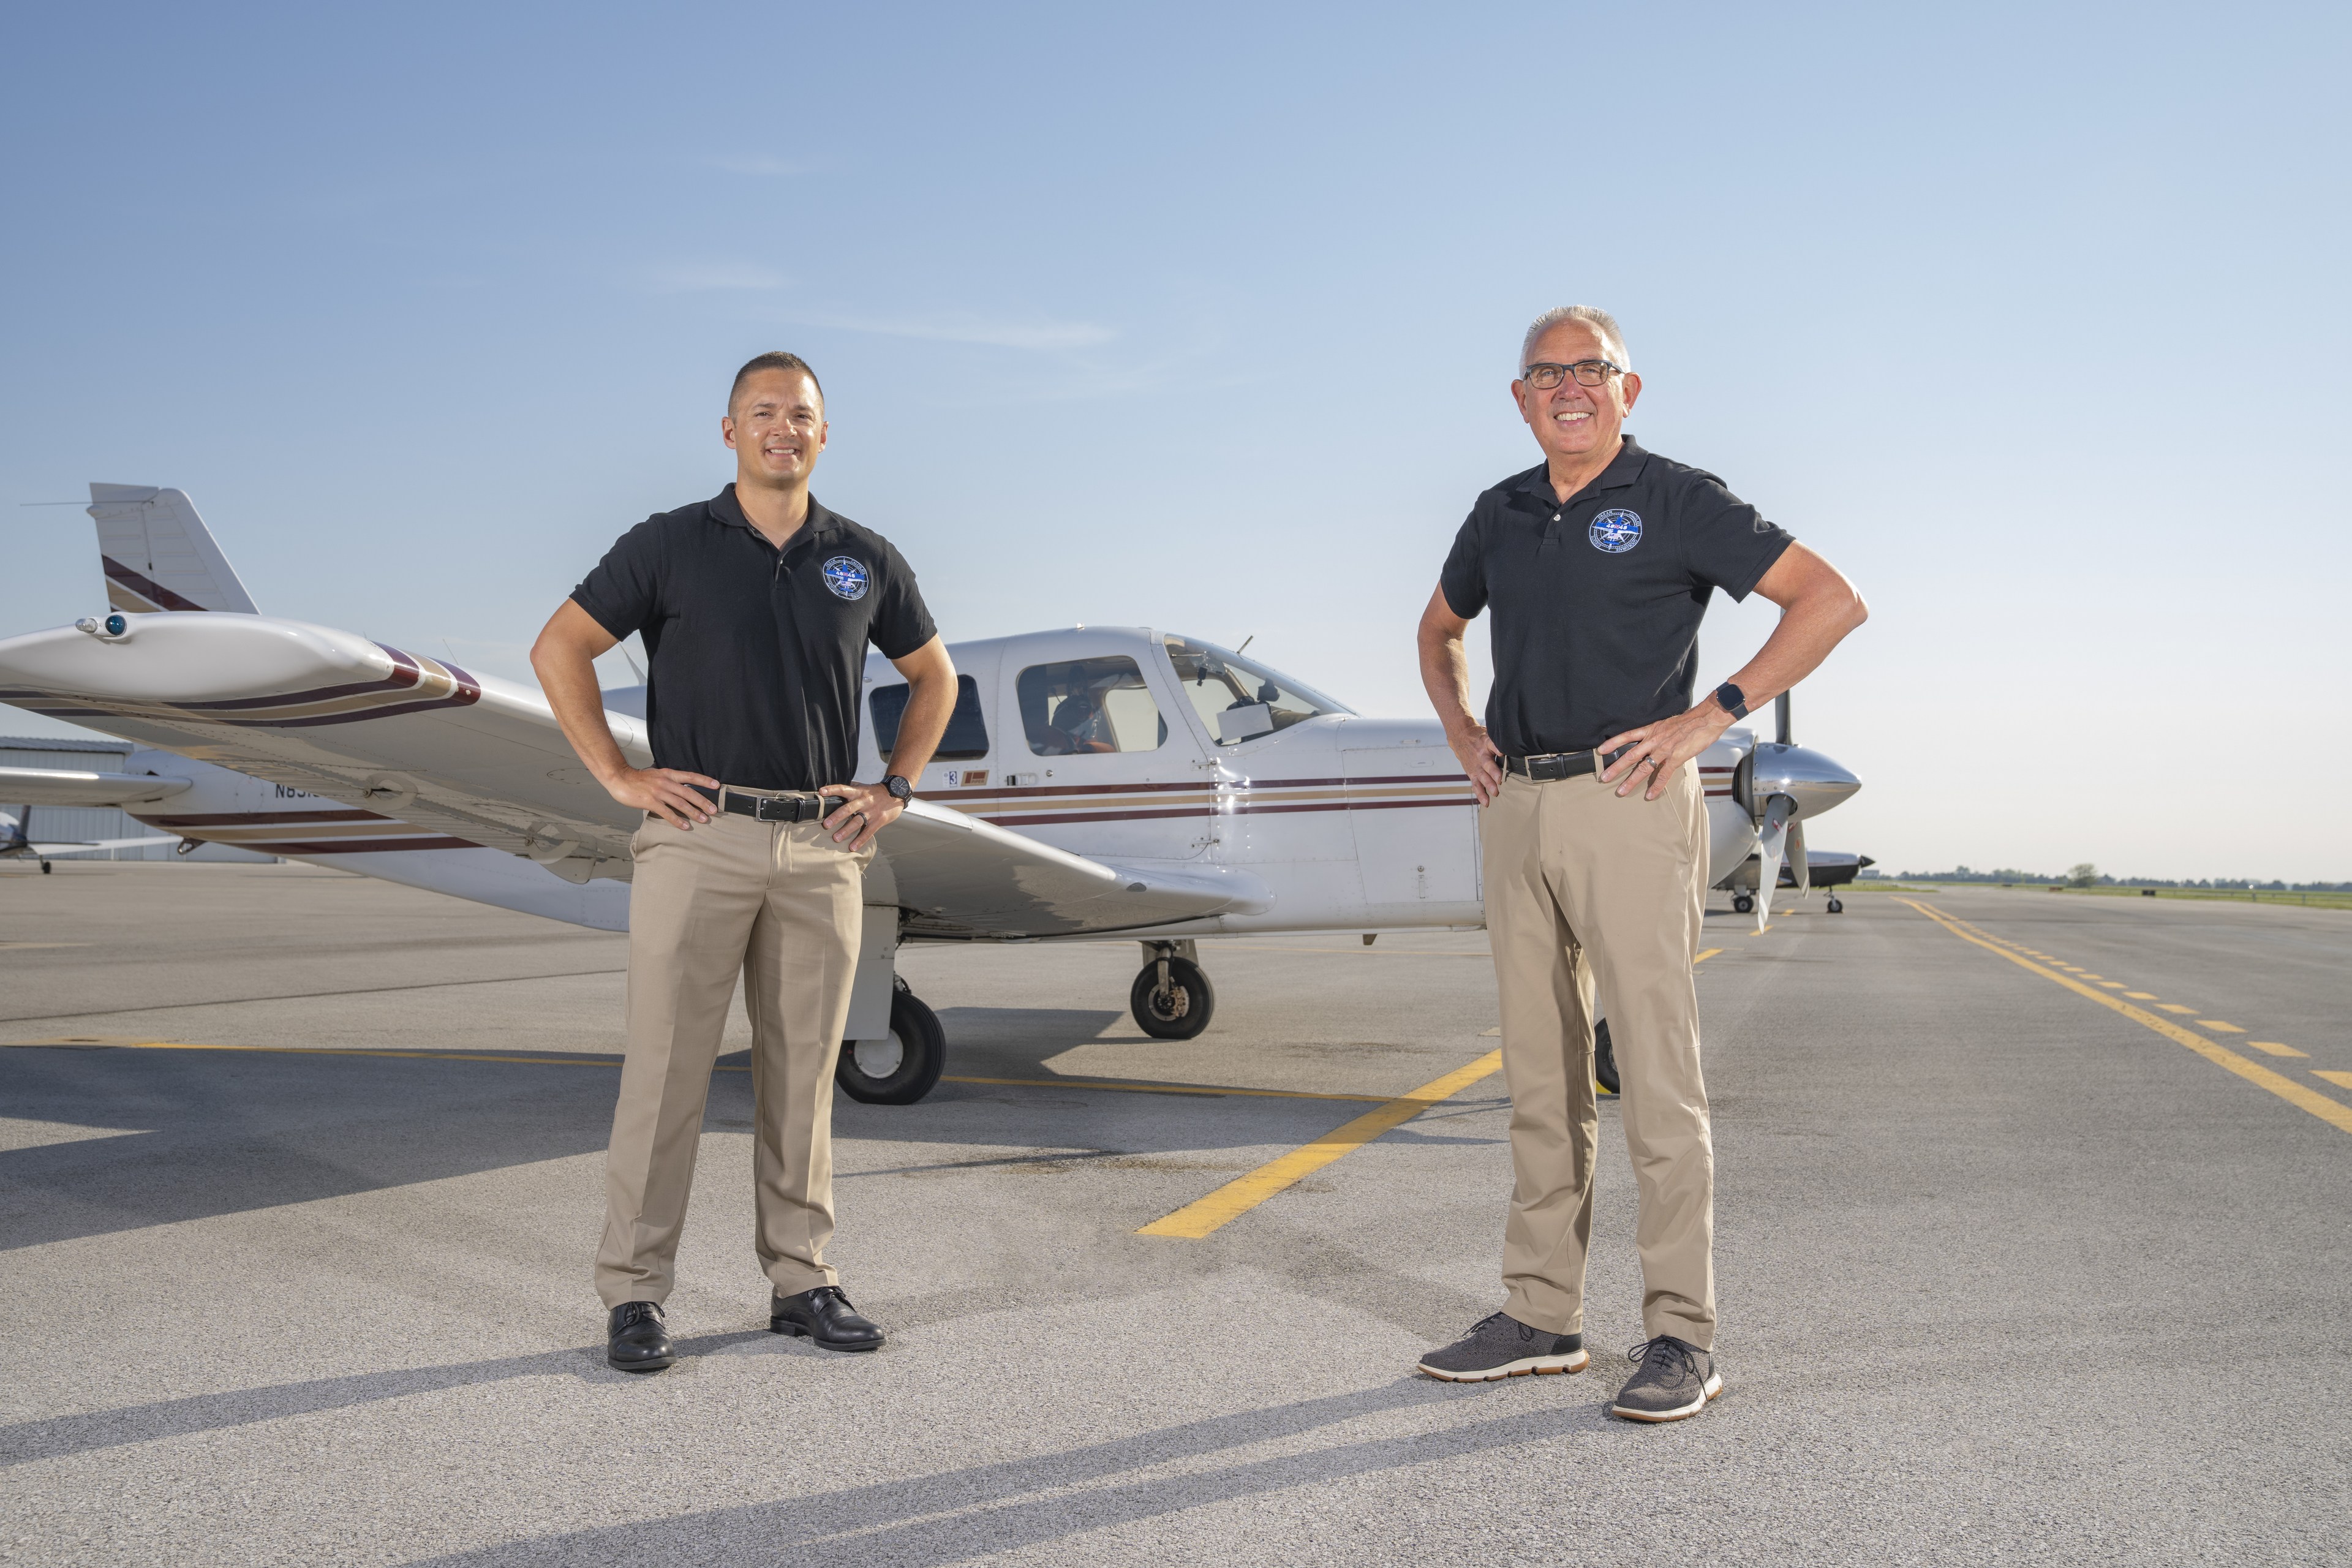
[1610,1336,1723,1421]
[1415,1311,1588,1382]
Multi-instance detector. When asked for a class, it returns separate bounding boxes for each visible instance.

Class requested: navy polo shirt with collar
[1439,437,1795,758]
[570,483,937,793]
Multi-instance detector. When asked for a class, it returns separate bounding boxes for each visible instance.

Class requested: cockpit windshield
[1163,635,1351,745]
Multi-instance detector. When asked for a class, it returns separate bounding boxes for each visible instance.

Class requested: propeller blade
[1775,691,1792,746]
[1754,793,1793,930]
[1789,817,1809,895]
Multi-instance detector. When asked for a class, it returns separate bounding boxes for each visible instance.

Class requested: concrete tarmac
[2,863,2347,1565]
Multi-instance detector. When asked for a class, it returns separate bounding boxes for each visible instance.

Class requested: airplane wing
[0,765,193,807]
[0,611,1266,937]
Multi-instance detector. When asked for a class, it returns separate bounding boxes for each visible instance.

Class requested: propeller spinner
[1733,693,1860,931]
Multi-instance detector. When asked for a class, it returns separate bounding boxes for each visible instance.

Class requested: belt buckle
[753,794,793,824]
[1527,752,1567,782]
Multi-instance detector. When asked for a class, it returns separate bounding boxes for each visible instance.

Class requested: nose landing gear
[1730,892,1754,915]
[1131,940,1215,1039]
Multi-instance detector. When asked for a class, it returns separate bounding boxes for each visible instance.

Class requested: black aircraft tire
[835,986,946,1106]
[40,861,53,875]
[1594,1017,1621,1096]
[1131,957,1215,1040]
[1732,892,1754,914]
[1826,895,1844,914]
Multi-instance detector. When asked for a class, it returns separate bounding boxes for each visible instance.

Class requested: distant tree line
[1860,864,2352,892]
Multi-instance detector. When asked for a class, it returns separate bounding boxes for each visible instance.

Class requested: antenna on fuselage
[1235,635,1254,655]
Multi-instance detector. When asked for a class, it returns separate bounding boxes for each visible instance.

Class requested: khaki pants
[1482,762,1716,1350]
[594,807,870,1308]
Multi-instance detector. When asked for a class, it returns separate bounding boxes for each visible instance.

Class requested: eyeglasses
[1520,360,1624,390]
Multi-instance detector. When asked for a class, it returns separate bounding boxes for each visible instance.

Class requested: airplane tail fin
[88,484,260,614]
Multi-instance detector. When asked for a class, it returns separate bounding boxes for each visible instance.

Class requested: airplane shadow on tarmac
[0,1008,1502,1253]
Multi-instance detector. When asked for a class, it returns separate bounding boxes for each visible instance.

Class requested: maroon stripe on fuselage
[1232,797,1471,816]
[978,807,1208,827]
[100,556,208,613]
[145,810,390,827]
[197,836,484,854]
[936,772,1468,805]
[975,795,1474,828]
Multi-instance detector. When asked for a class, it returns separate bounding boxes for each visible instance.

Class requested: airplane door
[986,631,1211,862]
[1342,732,1482,913]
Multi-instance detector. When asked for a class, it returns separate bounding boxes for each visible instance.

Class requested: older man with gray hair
[1413,305,1866,1420]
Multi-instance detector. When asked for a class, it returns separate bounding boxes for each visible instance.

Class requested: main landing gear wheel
[835,979,946,1106]
[39,860,53,875]
[1594,1017,1621,1096]
[1131,954,1215,1040]
[1826,894,1845,914]
[1731,892,1754,915]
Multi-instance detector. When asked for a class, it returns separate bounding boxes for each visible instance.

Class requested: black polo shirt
[1439,437,1793,757]
[570,484,936,792]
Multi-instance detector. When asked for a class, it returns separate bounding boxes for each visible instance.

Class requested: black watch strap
[1713,682,1749,720]
[883,774,914,802]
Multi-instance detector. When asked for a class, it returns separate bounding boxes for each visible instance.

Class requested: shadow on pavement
[405,1380,1628,1566]
[1,1003,1483,1251]
[0,1330,774,1468]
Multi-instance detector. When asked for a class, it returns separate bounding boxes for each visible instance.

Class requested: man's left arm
[1599,543,1868,800]
[823,634,956,848]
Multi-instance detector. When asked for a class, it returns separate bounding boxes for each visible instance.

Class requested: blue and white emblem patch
[1589,508,1643,554]
[821,556,871,601]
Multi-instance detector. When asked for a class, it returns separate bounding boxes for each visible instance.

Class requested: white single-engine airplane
[0,484,1863,1102]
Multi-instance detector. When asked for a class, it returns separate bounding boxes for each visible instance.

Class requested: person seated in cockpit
[1042,684,1118,754]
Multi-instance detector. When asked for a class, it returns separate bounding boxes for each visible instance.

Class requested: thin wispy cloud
[645,262,793,293]
[803,310,1115,352]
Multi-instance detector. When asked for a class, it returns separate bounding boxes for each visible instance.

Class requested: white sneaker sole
[1610,1370,1724,1422]
[1416,1349,1590,1382]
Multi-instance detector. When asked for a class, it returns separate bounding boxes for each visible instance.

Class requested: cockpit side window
[1017,657,1168,756]
[870,674,990,761]
[1163,635,1348,745]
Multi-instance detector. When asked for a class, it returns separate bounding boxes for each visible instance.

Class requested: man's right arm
[1417,586,1504,806]
[529,600,717,829]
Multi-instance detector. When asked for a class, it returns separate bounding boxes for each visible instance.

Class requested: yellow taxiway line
[1897,900,2352,1139]
[0,1038,1393,1105]
[1137,1050,1506,1239]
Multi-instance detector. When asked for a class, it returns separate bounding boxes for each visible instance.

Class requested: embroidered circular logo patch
[821,556,871,600]
[1589,508,1643,554]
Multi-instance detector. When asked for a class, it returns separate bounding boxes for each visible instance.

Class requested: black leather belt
[711,789,847,824]
[1504,747,1632,782]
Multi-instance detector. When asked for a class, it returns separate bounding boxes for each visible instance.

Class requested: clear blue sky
[4,3,2345,879]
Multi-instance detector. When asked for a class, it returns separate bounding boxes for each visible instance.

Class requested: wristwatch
[1712,682,1749,720]
[883,774,914,802]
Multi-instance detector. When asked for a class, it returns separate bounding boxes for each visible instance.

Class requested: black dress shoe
[607,1300,675,1372]
[769,1285,884,1351]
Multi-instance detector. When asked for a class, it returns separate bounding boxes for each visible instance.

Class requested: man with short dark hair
[532,351,956,1373]
[1413,306,1867,1420]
